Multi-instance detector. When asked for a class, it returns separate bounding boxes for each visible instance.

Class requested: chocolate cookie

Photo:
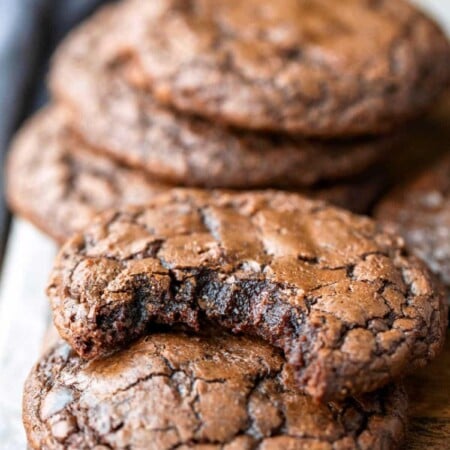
[23,332,407,450]
[6,107,168,243]
[117,0,449,135]
[49,4,393,189]
[47,190,447,401]
[375,154,450,293]
[7,106,386,244]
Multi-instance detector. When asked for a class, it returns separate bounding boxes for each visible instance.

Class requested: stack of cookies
[22,191,449,449]
[4,0,450,449]
[7,0,450,243]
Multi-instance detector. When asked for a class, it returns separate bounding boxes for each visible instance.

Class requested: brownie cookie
[6,107,168,243]
[117,0,449,135]
[23,332,407,450]
[49,4,393,189]
[375,154,450,293]
[6,107,386,245]
[47,190,447,401]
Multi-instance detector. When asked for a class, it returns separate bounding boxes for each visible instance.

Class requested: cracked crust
[6,106,387,244]
[23,332,408,450]
[375,153,450,293]
[114,0,449,135]
[47,190,448,401]
[5,107,168,244]
[49,3,393,189]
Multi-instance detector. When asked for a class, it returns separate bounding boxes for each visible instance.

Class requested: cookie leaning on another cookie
[49,2,394,189]
[47,190,448,402]
[5,107,168,244]
[6,106,388,244]
[119,0,450,135]
[23,332,408,450]
[375,153,450,295]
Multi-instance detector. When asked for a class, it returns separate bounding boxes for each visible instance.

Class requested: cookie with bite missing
[47,190,447,401]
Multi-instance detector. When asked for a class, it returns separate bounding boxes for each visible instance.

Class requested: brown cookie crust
[47,190,447,401]
[6,106,386,244]
[49,4,393,189]
[6,107,168,243]
[375,153,450,292]
[118,0,449,135]
[23,333,408,450]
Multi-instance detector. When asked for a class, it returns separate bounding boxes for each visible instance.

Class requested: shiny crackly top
[24,332,407,450]
[48,190,447,401]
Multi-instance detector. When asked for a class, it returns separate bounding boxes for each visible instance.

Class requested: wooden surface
[405,333,450,449]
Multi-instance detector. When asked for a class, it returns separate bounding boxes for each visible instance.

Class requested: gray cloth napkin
[0,0,50,258]
[50,0,112,40]
[0,0,110,260]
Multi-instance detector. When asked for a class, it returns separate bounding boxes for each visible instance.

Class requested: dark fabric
[50,0,113,40]
[0,0,110,258]
[0,0,50,258]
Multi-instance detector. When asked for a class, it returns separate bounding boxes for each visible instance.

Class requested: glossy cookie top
[120,0,450,135]
[47,190,447,401]
[24,332,407,450]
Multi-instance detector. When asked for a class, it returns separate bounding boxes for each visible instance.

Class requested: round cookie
[47,190,448,401]
[49,3,393,189]
[23,333,408,450]
[7,106,386,245]
[6,107,168,243]
[116,0,449,135]
[375,153,450,293]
